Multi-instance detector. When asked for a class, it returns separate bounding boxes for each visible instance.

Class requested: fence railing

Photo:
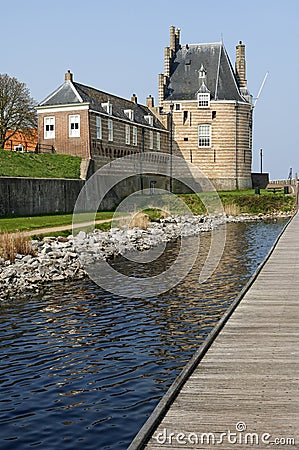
[34,143,56,154]
[269,179,297,185]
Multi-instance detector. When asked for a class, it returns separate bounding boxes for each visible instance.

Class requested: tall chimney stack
[158,74,165,105]
[175,28,180,51]
[164,46,171,77]
[170,25,176,55]
[235,41,247,88]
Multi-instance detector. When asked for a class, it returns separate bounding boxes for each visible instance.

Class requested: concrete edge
[127,213,296,450]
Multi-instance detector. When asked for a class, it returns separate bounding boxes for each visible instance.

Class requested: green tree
[0,73,37,149]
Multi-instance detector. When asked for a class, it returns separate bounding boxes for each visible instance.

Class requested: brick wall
[37,109,90,158]
[159,100,252,190]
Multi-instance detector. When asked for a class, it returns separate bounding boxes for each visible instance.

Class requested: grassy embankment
[0,190,296,236]
[0,150,296,250]
[179,189,296,215]
[0,149,81,178]
[0,190,296,260]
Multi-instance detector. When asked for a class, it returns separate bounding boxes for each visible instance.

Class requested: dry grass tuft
[0,232,37,263]
[224,202,241,216]
[129,212,151,230]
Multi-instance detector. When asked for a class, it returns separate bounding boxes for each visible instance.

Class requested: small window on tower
[198,93,210,108]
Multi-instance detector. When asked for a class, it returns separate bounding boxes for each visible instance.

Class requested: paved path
[20,218,115,237]
[130,213,299,449]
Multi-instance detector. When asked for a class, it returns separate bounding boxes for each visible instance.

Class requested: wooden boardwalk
[129,213,299,449]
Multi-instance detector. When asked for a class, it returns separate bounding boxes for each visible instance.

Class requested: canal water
[0,220,287,449]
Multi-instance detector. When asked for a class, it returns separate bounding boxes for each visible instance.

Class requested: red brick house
[36,71,169,173]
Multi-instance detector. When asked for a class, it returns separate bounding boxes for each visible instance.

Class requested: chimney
[235,41,247,88]
[175,28,180,50]
[170,25,176,54]
[131,94,138,104]
[65,70,73,82]
[146,95,154,108]
[164,46,171,77]
[158,74,165,105]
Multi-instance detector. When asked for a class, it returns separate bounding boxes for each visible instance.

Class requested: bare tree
[0,73,37,149]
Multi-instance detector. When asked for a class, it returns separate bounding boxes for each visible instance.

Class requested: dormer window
[101,100,112,115]
[124,109,134,121]
[199,64,207,80]
[198,93,210,108]
[144,115,153,126]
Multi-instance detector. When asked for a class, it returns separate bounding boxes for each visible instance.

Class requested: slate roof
[164,43,246,102]
[39,79,165,130]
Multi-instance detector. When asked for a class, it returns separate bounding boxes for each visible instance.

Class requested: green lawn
[0,190,295,236]
[179,190,296,215]
[0,149,81,179]
[0,212,116,233]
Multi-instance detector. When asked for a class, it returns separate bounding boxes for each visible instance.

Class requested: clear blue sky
[2,0,298,179]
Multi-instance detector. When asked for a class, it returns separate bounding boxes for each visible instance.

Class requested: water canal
[0,219,287,449]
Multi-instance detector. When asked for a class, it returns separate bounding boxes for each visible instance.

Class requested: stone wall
[0,177,85,217]
[0,174,169,217]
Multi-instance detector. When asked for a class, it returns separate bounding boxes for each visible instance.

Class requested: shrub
[129,212,151,230]
[0,232,37,262]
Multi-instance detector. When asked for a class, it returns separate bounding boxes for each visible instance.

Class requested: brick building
[36,71,169,176]
[156,26,253,190]
[36,25,254,190]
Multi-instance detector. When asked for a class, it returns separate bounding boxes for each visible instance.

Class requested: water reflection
[0,220,287,450]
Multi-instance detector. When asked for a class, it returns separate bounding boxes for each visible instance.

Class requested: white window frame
[124,109,134,121]
[149,130,154,149]
[144,115,153,126]
[198,93,210,108]
[132,126,137,146]
[108,119,113,141]
[44,116,55,139]
[96,116,102,140]
[69,114,80,138]
[125,124,130,145]
[102,101,112,115]
[157,132,161,151]
[198,124,211,147]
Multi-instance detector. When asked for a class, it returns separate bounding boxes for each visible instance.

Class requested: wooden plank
[130,212,299,449]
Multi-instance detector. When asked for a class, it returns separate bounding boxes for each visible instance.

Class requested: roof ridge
[73,81,143,107]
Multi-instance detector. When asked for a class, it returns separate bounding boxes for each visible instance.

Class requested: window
[198,124,211,147]
[69,115,80,137]
[144,115,153,126]
[183,111,188,124]
[132,126,137,146]
[125,124,130,145]
[157,132,160,151]
[198,93,210,108]
[149,130,154,149]
[96,116,102,140]
[175,103,181,111]
[108,119,113,141]
[102,101,112,115]
[124,109,134,121]
[44,116,55,139]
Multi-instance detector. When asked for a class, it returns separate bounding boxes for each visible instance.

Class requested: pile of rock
[0,213,291,301]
